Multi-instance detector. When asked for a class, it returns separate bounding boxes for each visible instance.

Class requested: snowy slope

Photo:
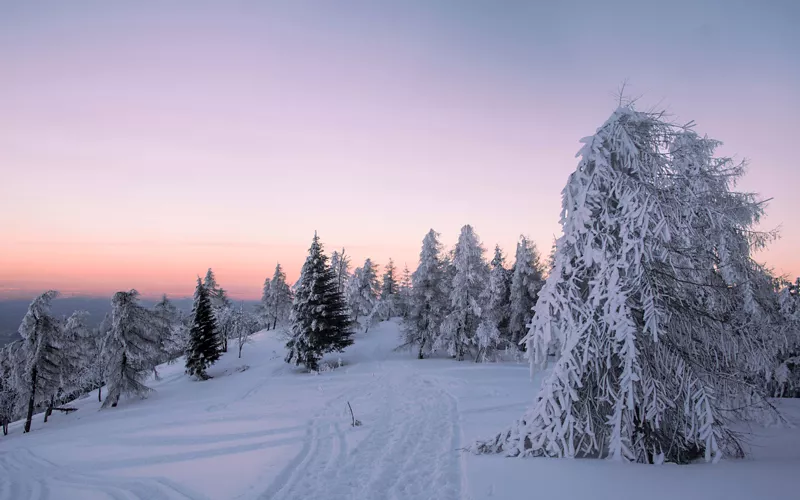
[1,319,799,500]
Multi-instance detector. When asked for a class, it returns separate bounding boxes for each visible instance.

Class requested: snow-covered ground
[1,319,799,500]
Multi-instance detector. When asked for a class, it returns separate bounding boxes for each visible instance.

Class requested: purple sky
[1,1,798,299]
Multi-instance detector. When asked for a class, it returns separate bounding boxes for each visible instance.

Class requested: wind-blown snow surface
[1,319,799,499]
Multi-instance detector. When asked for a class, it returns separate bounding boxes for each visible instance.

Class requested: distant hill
[0,296,260,347]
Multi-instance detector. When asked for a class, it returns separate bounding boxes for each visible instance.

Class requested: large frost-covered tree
[56,310,91,409]
[102,290,162,408]
[185,279,223,380]
[437,225,489,360]
[285,233,354,371]
[17,291,62,432]
[475,105,782,464]
[508,236,545,344]
[404,229,447,359]
[773,278,800,397]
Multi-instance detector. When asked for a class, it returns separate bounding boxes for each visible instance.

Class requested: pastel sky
[1,1,798,300]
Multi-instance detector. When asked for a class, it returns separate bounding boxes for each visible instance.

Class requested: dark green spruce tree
[286,232,354,371]
[185,278,222,380]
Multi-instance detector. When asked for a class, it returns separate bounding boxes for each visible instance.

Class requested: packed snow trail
[262,369,462,500]
[2,319,800,500]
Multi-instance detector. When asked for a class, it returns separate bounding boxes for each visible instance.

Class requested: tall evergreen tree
[404,229,447,359]
[477,245,511,359]
[475,105,783,464]
[185,279,223,380]
[153,295,186,363]
[17,291,62,432]
[348,258,380,331]
[330,249,351,295]
[102,290,162,408]
[0,342,22,435]
[267,263,293,329]
[286,233,354,371]
[204,268,233,351]
[258,277,272,330]
[437,225,490,360]
[376,259,399,320]
[508,236,545,344]
[398,264,413,318]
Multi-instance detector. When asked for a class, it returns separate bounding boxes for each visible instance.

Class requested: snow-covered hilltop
[1,320,799,500]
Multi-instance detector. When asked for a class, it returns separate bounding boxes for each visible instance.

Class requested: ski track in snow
[0,448,208,500]
[263,368,463,500]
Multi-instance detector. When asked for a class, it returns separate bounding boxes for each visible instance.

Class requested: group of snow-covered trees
[0,268,269,433]
[401,228,545,361]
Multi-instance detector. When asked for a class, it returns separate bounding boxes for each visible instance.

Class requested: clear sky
[1,1,798,300]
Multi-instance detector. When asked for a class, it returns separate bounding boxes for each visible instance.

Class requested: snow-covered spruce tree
[258,277,272,330]
[475,106,782,464]
[153,295,186,363]
[204,268,233,352]
[398,264,413,318]
[54,310,91,413]
[185,279,223,380]
[330,249,351,295]
[285,233,354,371]
[349,258,381,332]
[476,245,511,360]
[87,314,111,402]
[267,263,293,330]
[437,225,490,361]
[102,290,162,408]
[229,303,259,358]
[772,278,800,397]
[376,258,399,320]
[0,342,22,435]
[508,236,545,345]
[404,229,447,359]
[17,291,62,432]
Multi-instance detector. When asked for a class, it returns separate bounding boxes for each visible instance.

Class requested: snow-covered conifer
[102,290,162,407]
[185,279,223,380]
[376,259,399,320]
[258,278,272,330]
[437,225,489,360]
[285,233,353,371]
[398,264,413,318]
[0,342,21,435]
[507,236,544,344]
[204,268,233,351]
[266,263,293,330]
[58,310,91,401]
[404,229,447,359]
[348,258,380,331]
[476,245,511,359]
[330,249,351,295]
[475,105,782,464]
[17,291,62,432]
[153,295,186,362]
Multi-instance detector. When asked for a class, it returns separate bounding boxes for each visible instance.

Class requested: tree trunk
[2,421,7,435]
[24,367,37,433]
[97,385,102,403]
[238,341,243,358]
[418,339,425,359]
[272,316,277,330]
[44,395,54,423]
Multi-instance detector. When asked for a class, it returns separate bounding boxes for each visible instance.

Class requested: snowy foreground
[1,320,799,500]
